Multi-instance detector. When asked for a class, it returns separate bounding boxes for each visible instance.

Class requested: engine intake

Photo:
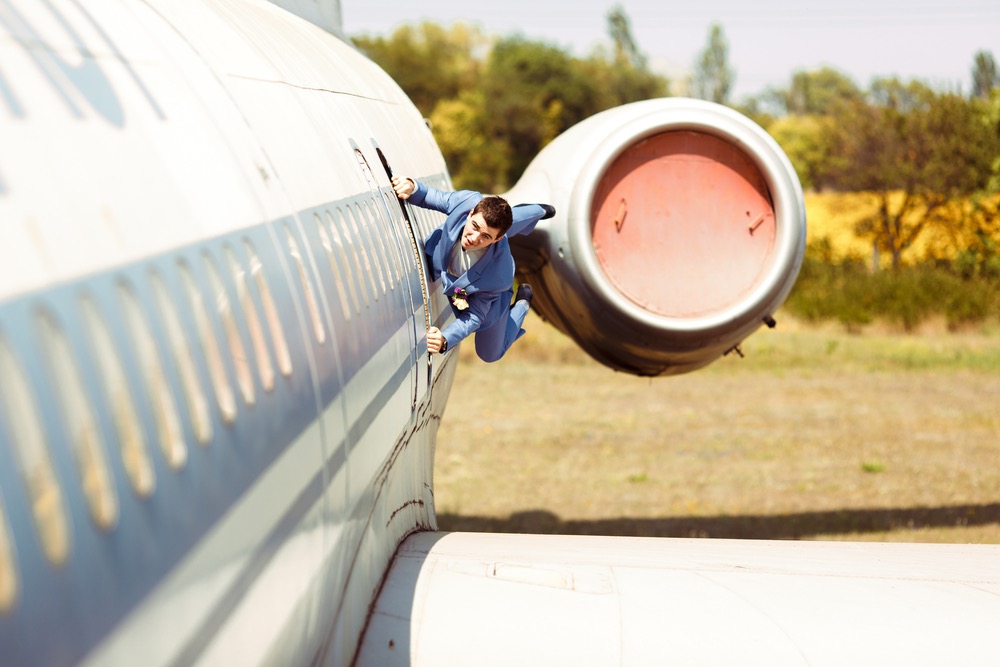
[505,98,806,376]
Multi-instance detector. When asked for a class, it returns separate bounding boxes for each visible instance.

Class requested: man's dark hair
[473,196,513,238]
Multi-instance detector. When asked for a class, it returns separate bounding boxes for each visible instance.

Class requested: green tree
[972,50,999,101]
[479,37,602,189]
[352,22,481,116]
[355,20,668,190]
[767,114,836,191]
[780,67,862,116]
[579,52,668,111]
[952,90,1000,275]
[868,76,936,112]
[583,4,668,109]
[692,23,734,105]
[983,89,1000,193]
[429,91,511,192]
[826,85,1000,269]
[742,69,861,181]
[607,3,646,69]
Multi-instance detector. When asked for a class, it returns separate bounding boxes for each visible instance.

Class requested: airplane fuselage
[0,1,448,664]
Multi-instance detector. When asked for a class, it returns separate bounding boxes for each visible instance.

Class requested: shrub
[785,259,1000,331]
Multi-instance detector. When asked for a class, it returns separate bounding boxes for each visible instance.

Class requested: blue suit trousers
[473,295,530,363]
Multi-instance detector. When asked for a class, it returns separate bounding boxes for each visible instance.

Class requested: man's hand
[427,326,445,354]
[392,176,416,200]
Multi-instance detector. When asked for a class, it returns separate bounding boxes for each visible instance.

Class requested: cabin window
[367,198,398,288]
[389,201,421,276]
[179,262,237,424]
[285,225,326,345]
[244,240,292,377]
[316,213,352,322]
[426,210,439,239]
[345,204,380,302]
[0,334,70,565]
[357,199,394,294]
[411,207,428,240]
[389,202,416,273]
[225,246,275,392]
[204,253,255,406]
[419,209,432,238]
[363,202,391,293]
[81,295,155,497]
[37,309,119,531]
[423,209,440,239]
[0,498,16,612]
[119,282,187,469]
[379,193,408,280]
[332,207,369,308]
[326,210,363,315]
[424,210,444,238]
[150,272,213,445]
[353,148,397,293]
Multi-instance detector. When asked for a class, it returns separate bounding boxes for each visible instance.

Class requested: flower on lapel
[451,287,469,311]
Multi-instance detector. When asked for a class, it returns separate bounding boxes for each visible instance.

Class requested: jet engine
[505,98,807,376]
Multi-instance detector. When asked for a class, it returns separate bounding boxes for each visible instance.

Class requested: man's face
[461,212,503,251]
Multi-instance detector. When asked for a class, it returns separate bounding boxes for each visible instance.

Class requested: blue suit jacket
[410,181,545,350]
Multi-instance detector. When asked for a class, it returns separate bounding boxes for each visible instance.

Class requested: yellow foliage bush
[804,192,1000,267]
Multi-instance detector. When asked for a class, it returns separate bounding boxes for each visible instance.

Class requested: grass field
[434,312,1000,543]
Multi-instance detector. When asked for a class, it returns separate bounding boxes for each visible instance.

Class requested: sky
[340,0,1000,100]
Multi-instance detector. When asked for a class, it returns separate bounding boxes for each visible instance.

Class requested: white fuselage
[0,1,451,664]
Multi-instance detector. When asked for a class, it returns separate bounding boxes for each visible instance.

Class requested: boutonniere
[451,287,469,311]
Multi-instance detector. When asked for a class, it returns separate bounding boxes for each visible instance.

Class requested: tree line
[352,7,665,192]
[352,8,1000,280]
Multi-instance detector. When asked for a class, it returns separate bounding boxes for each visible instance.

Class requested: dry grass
[434,312,1000,543]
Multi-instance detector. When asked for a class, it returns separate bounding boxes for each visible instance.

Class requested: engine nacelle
[505,98,806,376]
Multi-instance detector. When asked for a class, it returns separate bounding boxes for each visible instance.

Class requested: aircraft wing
[358,531,1000,665]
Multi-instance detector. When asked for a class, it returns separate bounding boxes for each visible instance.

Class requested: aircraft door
[371,144,432,406]
[351,145,424,410]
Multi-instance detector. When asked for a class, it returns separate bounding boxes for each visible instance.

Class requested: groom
[392,175,554,362]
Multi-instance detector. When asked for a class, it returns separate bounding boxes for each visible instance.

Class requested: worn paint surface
[591,131,775,318]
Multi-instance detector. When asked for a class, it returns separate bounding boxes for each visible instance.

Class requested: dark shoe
[514,283,533,307]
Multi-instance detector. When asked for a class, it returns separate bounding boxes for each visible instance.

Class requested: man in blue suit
[392,175,554,362]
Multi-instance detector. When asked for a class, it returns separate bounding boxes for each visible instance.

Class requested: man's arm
[392,176,480,215]
[391,176,417,200]
[508,203,556,238]
[427,326,446,354]
[427,289,501,354]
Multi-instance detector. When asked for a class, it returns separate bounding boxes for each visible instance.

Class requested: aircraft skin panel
[0,1,452,650]
[0,187,448,665]
[0,0,448,663]
[358,532,1000,666]
[0,0,441,301]
[0,0,278,297]
[79,328,446,667]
